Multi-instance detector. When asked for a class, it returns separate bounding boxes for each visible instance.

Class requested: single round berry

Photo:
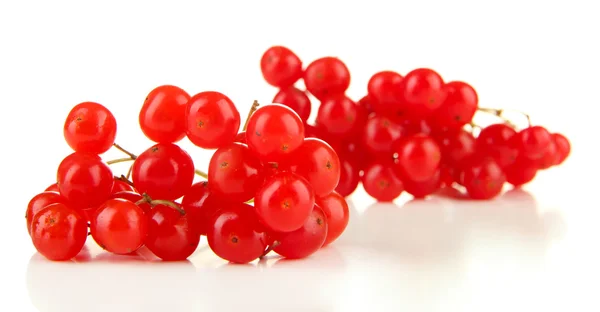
[535,139,558,170]
[90,198,148,254]
[505,157,538,187]
[208,142,264,203]
[63,102,117,154]
[272,205,328,259]
[145,204,200,261]
[139,85,191,143]
[110,191,151,214]
[394,134,441,182]
[462,156,506,199]
[272,87,312,122]
[303,57,350,100]
[186,91,241,149]
[513,126,552,160]
[403,170,442,199]
[357,95,374,114]
[476,123,518,168]
[429,81,478,130]
[111,178,135,194]
[434,128,476,166]
[233,131,247,144]
[207,203,268,264]
[286,138,341,197]
[57,152,113,209]
[401,68,445,118]
[131,143,195,201]
[316,95,367,138]
[31,203,87,261]
[26,192,69,235]
[260,46,303,88]
[246,104,305,162]
[181,181,219,236]
[367,70,404,116]
[552,133,571,165]
[316,191,349,246]
[362,115,403,156]
[362,161,404,202]
[255,172,315,232]
[335,157,360,197]
[45,183,60,192]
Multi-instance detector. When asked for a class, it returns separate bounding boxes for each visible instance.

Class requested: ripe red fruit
[367,70,404,116]
[272,205,328,259]
[403,170,442,199]
[139,85,191,143]
[272,87,312,122]
[26,192,69,235]
[362,161,404,202]
[145,204,200,261]
[303,57,350,100]
[505,157,538,187]
[535,140,558,170]
[181,181,219,236]
[476,123,518,168]
[316,192,349,246]
[63,102,117,154]
[462,156,506,199]
[207,203,268,264]
[110,191,151,214]
[401,68,445,118]
[255,172,315,232]
[513,126,552,160]
[90,199,148,254]
[316,95,367,138]
[552,133,571,165]
[45,183,60,192]
[245,104,305,162]
[434,128,476,166]
[186,91,241,149]
[233,131,247,144]
[111,178,135,194]
[31,203,88,261]
[260,46,303,88]
[335,157,360,197]
[131,143,195,201]
[208,142,264,203]
[57,152,113,209]
[362,115,403,156]
[286,138,341,197]
[357,95,374,114]
[394,134,441,182]
[429,81,478,129]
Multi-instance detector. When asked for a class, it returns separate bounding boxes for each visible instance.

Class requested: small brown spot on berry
[377,180,390,189]
[76,116,83,122]
[151,146,159,153]
[382,120,390,128]
[326,160,332,170]
[197,120,205,128]
[454,115,461,121]
[428,97,435,105]
[49,217,56,225]
[281,200,291,210]
[220,161,229,168]
[231,236,239,244]
[316,72,324,80]
[316,218,323,226]
[281,144,289,151]
[255,131,262,137]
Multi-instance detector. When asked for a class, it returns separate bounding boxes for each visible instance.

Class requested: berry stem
[117,175,135,187]
[106,157,135,165]
[260,240,280,258]
[126,164,133,180]
[195,169,208,179]
[243,100,260,131]
[112,143,138,160]
[135,193,185,215]
[478,107,531,127]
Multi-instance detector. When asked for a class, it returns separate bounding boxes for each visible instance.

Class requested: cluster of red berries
[26,86,349,263]
[260,46,572,201]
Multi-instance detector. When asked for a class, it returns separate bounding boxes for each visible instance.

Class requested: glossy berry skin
[207,203,268,264]
[534,140,558,170]
[286,138,341,197]
[394,134,441,182]
[91,199,148,254]
[246,104,305,162]
[233,131,247,144]
[476,123,518,168]
[139,85,191,143]
[110,191,151,214]
[316,95,367,138]
[181,181,219,236]
[26,192,69,235]
[145,204,200,261]
[186,91,241,149]
[403,170,442,199]
[260,46,303,88]
[357,95,374,114]
[255,172,315,233]
[362,161,404,202]
[316,192,349,246]
[273,87,312,122]
[273,205,328,259]
[45,183,60,192]
[362,115,403,156]
[504,157,538,187]
[552,133,571,165]
[208,143,264,203]
[434,129,476,166]
[57,152,113,209]
[132,143,195,201]
[111,178,135,194]
[513,126,552,160]
[462,157,506,200]
[429,81,478,130]
[367,71,404,116]
[303,57,351,101]
[31,203,88,261]
[335,158,360,197]
[401,68,445,118]
[63,102,117,154]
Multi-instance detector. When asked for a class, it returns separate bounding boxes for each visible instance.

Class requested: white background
[0,0,598,311]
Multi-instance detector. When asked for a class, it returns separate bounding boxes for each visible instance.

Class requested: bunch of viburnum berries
[26,87,349,263]
[260,46,571,201]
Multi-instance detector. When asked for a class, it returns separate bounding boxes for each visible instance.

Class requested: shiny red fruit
[272,205,328,259]
[394,134,441,182]
[429,81,478,130]
[31,203,88,261]
[181,181,220,236]
[462,156,506,199]
[63,102,117,154]
[367,70,404,117]
[362,161,404,202]
[139,85,191,143]
[401,68,445,118]
[552,133,571,165]
[303,57,350,101]
[57,152,113,209]
[362,115,403,156]
[403,170,442,199]
[476,123,518,168]
[272,87,312,122]
[91,199,148,254]
[146,204,200,261]
[186,91,240,149]
[513,126,552,160]
[286,138,341,197]
[335,157,360,197]
[316,95,367,138]
[26,192,69,235]
[316,191,349,246]
[260,46,303,88]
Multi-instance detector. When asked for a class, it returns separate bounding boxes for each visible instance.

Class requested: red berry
[245,104,305,162]
[362,115,403,156]
[286,138,341,197]
[462,156,506,199]
[401,68,445,118]
[272,87,312,122]
[57,152,113,209]
[316,191,349,246]
[111,178,135,194]
[476,123,518,168]
[181,181,219,236]
[303,57,350,100]
[362,161,404,202]
[335,157,360,197]
[255,172,315,232]
[90,199,148,254]
[552,133,571,165]
[207,142,264,203]
[131,143,195,201]
[139,85,191,143]
[367,70,404,116]
[272,205,328,259]
[26,192,69,235]
[186,91,241,149]
[110,191,151,214]
[513,126,552,160]
[357,95,374,114]
[145,204,200,261]
[434,128,476,166]
[535,139,558,170]
[316,95,367,138]
[207,203,268,263]
[394,134,441,182]
[429,81,478,130]
[260,46,303,88]
[505,157,538,187]
[63,102,117,154]
[45,183,60,192]
[233,131,247,144]
[31,203,88,261]
[403,170,442,199]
